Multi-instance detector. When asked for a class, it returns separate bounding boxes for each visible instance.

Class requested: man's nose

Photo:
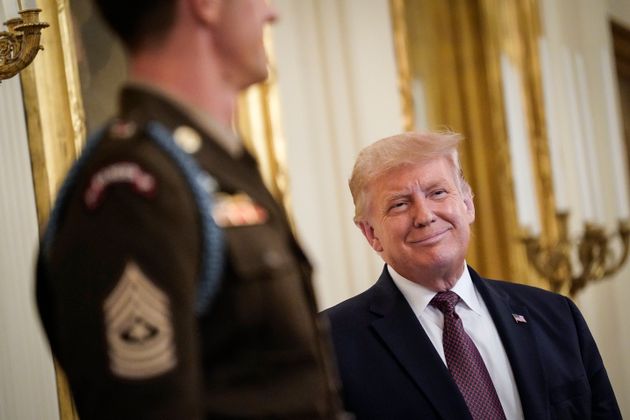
[412,198,435,228]
[266,1,280,24]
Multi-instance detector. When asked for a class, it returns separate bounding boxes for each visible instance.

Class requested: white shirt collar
[388,265,524,419]
[388,263,483,316]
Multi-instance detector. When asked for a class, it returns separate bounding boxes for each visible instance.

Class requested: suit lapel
[470,268,549,420]
[369,268,472,420]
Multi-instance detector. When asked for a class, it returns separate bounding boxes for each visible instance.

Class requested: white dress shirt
[389,264,524,420]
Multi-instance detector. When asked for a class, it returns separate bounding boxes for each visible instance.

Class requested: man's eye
[431,190,447,198]
[389,202,407,210]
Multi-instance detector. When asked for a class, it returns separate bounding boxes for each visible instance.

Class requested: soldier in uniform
[36,0,343,419]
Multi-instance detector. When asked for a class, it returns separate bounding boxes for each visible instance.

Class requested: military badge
[84,162,156,209]
[173,125,202,154]
[212,192,268,227]
[104,261,176,380]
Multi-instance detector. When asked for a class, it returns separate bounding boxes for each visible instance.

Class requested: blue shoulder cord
[146,122,224,314]
[41,121,224,316]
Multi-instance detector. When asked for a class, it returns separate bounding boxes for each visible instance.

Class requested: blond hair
[349,131,471,222]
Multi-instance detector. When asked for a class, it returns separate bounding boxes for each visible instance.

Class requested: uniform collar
[124,81,243,157]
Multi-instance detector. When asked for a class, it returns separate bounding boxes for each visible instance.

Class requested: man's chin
[243,64,270,87]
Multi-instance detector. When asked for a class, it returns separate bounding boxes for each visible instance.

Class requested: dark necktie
[430,291,506,420]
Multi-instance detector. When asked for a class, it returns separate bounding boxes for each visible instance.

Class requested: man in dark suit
[36,1,343,419]
[324,131,621,419]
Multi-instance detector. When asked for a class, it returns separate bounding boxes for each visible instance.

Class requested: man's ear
[463,193,475,224]
[188,0,221,26]
[357,221,383,252]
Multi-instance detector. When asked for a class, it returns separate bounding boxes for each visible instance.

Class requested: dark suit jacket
[323,265,621,420]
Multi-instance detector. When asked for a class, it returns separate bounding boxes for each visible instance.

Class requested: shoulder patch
[104,261,176,380]
[84,162,156,209]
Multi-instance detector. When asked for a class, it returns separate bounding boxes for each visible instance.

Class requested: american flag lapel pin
[512,313,527,324]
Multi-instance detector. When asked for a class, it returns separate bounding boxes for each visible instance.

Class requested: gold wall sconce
[0,7,48,81]
[523,212,630,296]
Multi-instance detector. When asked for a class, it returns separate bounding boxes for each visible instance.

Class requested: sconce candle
[21,0,37,9]
[539,38,569,212]
[411,79,429,131]
[562,49,595,222]
[501,54,541,235]
[575,55,606,223]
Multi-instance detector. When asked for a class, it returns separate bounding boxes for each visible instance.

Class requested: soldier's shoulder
[76,118,202,191]
[45,119,199,229]
[88,119,167,164]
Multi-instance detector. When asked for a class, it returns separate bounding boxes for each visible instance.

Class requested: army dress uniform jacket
[36,87,342,420]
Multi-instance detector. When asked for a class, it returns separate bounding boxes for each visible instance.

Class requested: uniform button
[173,125,202,154]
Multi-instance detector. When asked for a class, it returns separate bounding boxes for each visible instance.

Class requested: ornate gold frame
[389,0,555,286]
[22,0,85,230]
[21,2,84,419]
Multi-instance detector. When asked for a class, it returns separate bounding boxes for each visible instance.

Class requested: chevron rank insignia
[104,261,176,379]
[212,192,268,227]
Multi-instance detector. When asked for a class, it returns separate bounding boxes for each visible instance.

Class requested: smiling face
[357,158,475,290]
